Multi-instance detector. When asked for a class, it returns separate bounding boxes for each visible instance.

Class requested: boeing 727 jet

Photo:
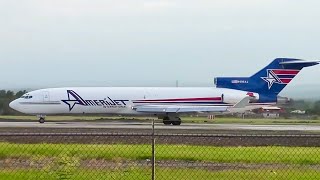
[9,58,319,125]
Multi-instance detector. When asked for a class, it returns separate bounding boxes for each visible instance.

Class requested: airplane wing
[133,96,251,114]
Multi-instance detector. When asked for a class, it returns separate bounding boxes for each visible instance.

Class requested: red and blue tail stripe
[270,69,300,84]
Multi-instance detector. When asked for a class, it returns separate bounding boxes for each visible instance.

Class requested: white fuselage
[9,87,266,116]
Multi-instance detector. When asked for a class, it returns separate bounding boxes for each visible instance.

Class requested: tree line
[0,90,27,115]
[290,100,320,115]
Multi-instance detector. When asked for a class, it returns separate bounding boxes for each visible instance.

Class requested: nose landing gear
[39,118,45,124]
[37,115,46,124]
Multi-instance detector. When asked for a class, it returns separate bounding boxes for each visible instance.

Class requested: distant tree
[15,90,27,98]
[0,90,28,115]
[5,91,14,98]
[305,101,320,115]
[0,90,6,98]
[313,101,320,115]
[289,100,313,110]
[0,100,3,114]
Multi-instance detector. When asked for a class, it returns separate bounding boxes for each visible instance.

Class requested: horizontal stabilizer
[280,60,319,65]
[279,60,319,69]
[231,96,251,109]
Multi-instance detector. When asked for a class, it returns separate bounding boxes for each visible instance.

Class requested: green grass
[1,142,320,179]
[1,143,320,165]
[1,115,320,125]
[0,168,320,180]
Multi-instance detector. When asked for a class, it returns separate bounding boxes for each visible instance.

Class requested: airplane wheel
[163,117,171,125]
[39,118,45,124]
[171,118,181,126]
[172,121,181,126]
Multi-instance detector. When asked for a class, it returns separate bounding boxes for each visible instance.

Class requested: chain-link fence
[0,133,320,179]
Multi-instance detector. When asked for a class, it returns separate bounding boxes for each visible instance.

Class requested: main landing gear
[163,116,181,126]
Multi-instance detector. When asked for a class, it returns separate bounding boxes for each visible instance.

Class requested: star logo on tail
[261,70,282,89]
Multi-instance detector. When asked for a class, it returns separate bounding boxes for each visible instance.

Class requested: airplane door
[43,91,50,101]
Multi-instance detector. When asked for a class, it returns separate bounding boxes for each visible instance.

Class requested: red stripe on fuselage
[272,70,300,75]
[134,97,222,102]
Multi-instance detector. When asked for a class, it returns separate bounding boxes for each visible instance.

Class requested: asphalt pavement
[0,121,319,131]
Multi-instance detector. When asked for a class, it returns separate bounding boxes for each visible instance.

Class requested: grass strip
[0,143,319,165]
[0,168,320,180]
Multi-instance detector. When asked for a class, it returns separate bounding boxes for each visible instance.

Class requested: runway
[1,121,320,146]
[0,121,320,131]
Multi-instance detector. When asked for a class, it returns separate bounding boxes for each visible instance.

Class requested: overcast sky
[0,0,319,91]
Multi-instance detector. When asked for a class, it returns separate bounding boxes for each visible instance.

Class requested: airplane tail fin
[215,58,319,96]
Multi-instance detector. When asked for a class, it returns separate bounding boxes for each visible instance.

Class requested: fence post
[151,118,156,180]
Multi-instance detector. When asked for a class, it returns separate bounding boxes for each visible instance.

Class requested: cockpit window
[20,95,33,99]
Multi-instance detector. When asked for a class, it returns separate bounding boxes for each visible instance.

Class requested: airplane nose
[9,100,18,111]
